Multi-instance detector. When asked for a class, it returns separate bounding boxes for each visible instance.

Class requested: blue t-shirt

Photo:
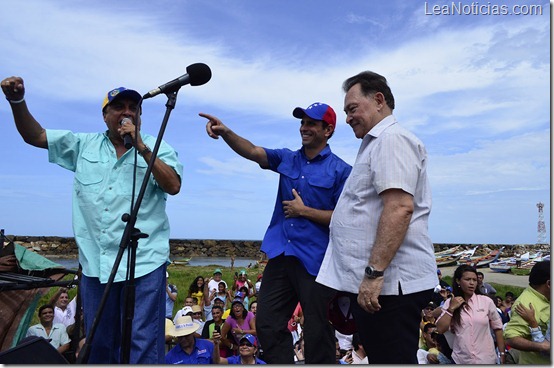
[226,355,267,364]
[165,338,214,364]
[262,145,351,276]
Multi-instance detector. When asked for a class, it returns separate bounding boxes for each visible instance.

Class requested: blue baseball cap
[293,102,336,129]
[240,334,258,347]
[102,87,141,111]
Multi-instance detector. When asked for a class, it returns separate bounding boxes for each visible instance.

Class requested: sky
[0,0,550,245]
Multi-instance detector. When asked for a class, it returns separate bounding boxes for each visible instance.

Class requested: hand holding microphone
[119,117,134,149]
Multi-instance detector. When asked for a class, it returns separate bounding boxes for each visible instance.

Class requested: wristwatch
[138,144,151,156]
[364,266,384,279]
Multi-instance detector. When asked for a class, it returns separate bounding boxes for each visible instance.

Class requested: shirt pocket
[276,159,300,180]
[117,158,153,197]
[306,174,336,209]
[75,151,105,197]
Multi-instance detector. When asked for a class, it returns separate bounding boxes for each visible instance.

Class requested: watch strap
[138,145,151,156]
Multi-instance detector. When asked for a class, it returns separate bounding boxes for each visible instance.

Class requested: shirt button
[105,208,109,211]
[301,176,305,179]
[290,224,294,227]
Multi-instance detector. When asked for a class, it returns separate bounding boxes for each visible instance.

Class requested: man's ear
[373,92,386,107]
[326,124,335,138]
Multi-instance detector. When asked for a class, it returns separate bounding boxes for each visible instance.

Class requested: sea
[46,256,259,270]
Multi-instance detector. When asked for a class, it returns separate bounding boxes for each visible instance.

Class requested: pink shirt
[225,311,255,344]
[438,294,502,364]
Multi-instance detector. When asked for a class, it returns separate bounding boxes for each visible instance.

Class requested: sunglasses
[239,341,254,347]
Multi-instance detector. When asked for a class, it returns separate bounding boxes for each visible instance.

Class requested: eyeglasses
[239,341,254,347]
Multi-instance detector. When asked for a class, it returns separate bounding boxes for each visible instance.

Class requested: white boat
[489,258,516,273]
[434,246,461,258]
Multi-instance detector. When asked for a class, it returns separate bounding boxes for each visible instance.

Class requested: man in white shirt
[51,288,77,327]
[317,71,436,363]
[26,304,71,354]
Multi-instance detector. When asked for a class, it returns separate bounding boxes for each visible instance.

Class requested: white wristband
[7,97,25,104]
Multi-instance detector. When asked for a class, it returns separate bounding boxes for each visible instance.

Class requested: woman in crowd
[213,332,266,364]
[495,295,511,324]
[188,276,205,307]
[220,299,256,354]
[249,301,258,316]
[208,281,232,310]
[436,264,505,364]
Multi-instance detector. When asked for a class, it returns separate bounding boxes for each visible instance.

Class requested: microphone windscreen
[186,63,212,86]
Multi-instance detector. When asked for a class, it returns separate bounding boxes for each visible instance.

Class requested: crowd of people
[3,71,550,365]
[25,259,550,365]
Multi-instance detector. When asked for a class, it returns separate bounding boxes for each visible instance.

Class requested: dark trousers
[256,254,336,364]
[349,287,433,364]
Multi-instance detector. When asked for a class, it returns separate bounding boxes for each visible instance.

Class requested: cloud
[0,1,549,243]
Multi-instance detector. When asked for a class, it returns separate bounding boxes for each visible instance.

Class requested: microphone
[120,117,133,149]
[142,63,212,99]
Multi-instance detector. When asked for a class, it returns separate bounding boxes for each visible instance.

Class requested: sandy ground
[439,265,530,289]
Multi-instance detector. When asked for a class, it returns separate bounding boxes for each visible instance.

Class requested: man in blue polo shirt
[200,102,351,364]
[166,315,214,364]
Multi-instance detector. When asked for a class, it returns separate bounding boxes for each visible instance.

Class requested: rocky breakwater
[6,235,265,260]
[4,235,550,260]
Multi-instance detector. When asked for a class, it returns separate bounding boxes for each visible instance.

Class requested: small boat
[459,247,504,268]
[434,246,461,258]
[455,246,479,262]
[436,255,461,267]
[171,257,191,266]
[489,258,516,273]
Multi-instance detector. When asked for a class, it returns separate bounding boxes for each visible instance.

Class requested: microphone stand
[78,89,181,364]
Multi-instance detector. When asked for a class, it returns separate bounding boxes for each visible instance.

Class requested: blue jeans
[81,263,166,364]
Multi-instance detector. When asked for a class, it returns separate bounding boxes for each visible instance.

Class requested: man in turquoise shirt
[1,76,183,364]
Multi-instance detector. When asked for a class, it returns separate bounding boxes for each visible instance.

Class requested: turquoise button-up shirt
[47,129,183,283]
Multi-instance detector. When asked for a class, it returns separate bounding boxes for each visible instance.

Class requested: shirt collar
[301,144,331,161]
[528,285,550,303]
[366,114,397,139]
